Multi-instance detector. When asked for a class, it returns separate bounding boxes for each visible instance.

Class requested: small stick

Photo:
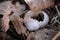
[52,32,60,40]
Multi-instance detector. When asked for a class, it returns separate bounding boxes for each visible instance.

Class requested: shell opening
[31,13,44,21]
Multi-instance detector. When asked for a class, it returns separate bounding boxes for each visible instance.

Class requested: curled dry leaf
[10,1,25,20]
[2,15,10,32]
[0,1,12,32]
[11,16,27,35]
[11,17,22,34]
[1,1,14,32]
[24,0,55,11]
[9,1,26,34]
[0,1,13,15]
[0,1,25,32]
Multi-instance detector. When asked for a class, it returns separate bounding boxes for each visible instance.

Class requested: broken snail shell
[24,11,49,31]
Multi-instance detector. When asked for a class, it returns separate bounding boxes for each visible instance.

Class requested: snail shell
[24,11,49,31]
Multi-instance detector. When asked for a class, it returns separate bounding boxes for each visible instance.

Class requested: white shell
[39,11,49,27]
[24,11,49,31]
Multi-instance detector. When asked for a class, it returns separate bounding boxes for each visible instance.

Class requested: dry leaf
[12,19,22,35]
[2,6,12,32]
[2,15,10,32]
[11,16,26,34]
[26,32,34,40]
[1,1,15,32]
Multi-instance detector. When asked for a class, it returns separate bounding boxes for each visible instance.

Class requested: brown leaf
[20,23,26,34]
[12,19,22,34]
[1,2,14,32]
[26,32,34,40]
[12,17,27,35]
[2,15,10,32]
[2,8,12,32]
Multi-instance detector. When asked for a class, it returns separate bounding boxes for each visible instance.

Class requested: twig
[52,32,60,40]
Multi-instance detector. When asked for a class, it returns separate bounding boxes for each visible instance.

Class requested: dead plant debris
[0,0,60,40]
